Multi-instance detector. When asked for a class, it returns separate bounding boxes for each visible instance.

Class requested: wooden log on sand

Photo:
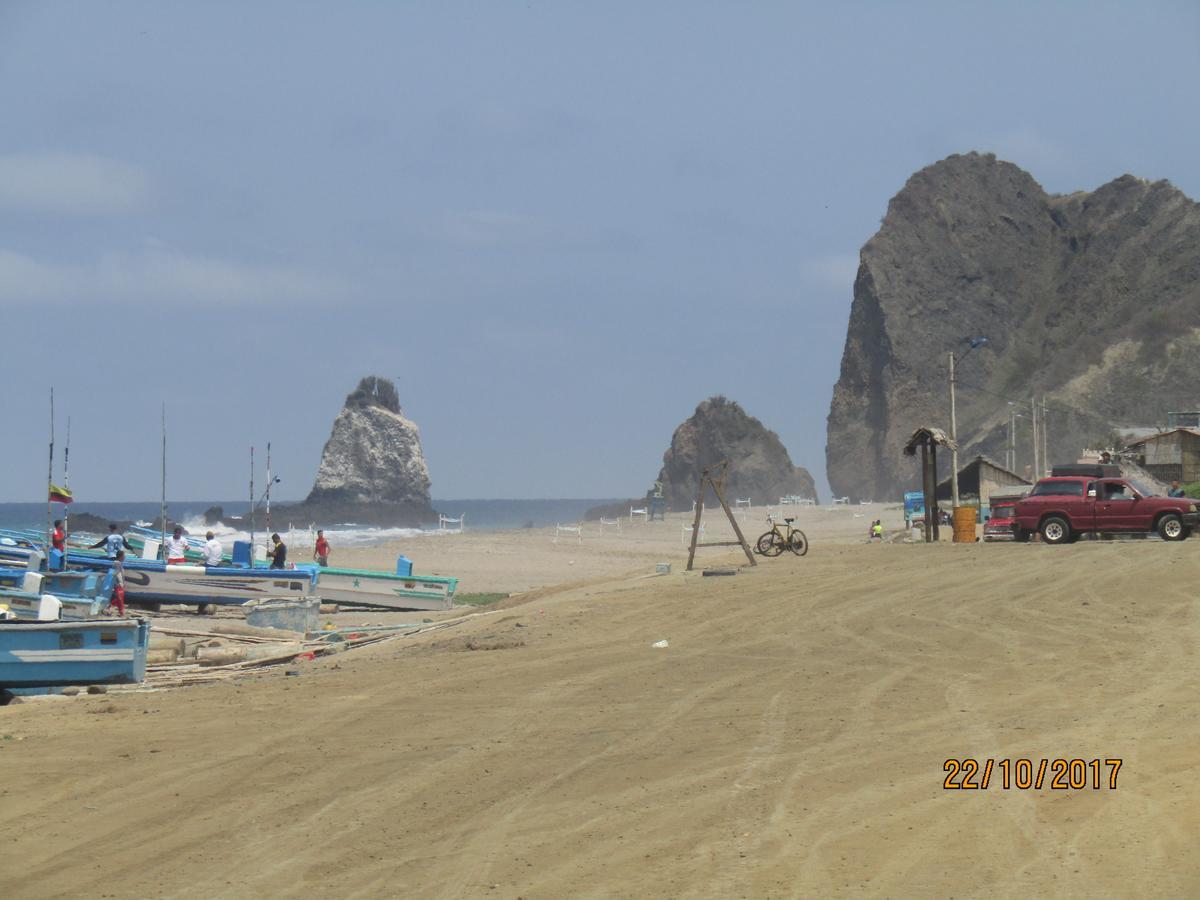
[146,648,180,665]
[211,622,305,640]
[148,636,186,655]
[196,642,303,666]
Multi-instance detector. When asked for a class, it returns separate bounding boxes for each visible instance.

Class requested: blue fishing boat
[0,569,114,621]
[0,618,150,693]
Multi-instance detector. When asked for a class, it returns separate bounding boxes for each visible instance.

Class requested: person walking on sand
[202,530,223,566]
[314,530,330,567]
[266,533,288,569]
[109,550,127,617]
[164,525,189,564]
[90,523,132,559]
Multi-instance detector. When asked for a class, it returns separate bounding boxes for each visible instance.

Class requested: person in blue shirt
[89,523,133,559]
[1168,481,1186,498]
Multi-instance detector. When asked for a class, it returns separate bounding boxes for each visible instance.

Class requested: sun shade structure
[902,427,959,542]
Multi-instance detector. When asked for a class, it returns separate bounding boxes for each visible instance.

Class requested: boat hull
[0,619,150,688]
[313,569,457,611]
[69,557,316,607]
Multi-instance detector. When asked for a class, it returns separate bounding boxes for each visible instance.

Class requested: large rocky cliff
[302,376,435,525]
[826,152,1200,501]
[657,397,818,510]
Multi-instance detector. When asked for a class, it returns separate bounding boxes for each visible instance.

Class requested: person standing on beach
[50,519,67,569]
[314,530,330,567]
[1168,481,1186,497]
[203,531,224,566]
[90,523,132,559]
[164,526,189,564]
[266,533,288,569]
[109,550,127,617]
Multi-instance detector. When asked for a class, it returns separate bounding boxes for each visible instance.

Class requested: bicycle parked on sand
[756,515,808,557]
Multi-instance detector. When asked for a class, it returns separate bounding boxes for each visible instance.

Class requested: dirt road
[3,539,1199,897]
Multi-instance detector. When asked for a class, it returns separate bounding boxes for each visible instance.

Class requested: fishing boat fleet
[1,400,460,697]
[0,524,459,699]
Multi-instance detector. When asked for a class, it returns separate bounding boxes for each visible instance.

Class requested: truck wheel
[1158,513,1186,541]
[1041,516,1071,545]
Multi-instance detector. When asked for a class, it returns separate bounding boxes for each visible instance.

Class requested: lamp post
[949,337,988,509]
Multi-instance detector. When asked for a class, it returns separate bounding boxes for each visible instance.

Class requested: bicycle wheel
[756,531,785,556]
[788,530,808,556]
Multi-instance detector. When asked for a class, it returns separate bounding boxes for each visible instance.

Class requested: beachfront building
[936,455,1031,511]
[1123,427,1200,485]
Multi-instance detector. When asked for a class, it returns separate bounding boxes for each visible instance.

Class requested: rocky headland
[588,396,817,518]
[827,152,1200,501]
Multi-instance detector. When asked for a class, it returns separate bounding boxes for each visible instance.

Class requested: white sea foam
[177,516,428,549]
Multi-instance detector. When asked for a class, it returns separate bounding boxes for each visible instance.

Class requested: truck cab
[1013,476,1200,544]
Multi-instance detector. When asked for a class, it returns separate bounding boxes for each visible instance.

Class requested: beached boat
[0,618,150,692]
[0,569,114,621]
[65,555,318,608]
[0,538,316,610]
[313,567,457,611]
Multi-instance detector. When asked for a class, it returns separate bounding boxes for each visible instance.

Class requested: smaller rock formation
[300,376,436,525]
[656,397,818,510]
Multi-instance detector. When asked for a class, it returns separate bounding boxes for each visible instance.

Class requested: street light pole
[947,337,987,510]
[949,351,960,509]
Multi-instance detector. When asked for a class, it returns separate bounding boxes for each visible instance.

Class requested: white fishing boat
[313,566,457,611]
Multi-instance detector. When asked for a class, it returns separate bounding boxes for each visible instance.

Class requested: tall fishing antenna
[265,442,272,534]
[249,445,255,566]
[46,387,54,550]
[63,416,71,533]
[160,402,167,559]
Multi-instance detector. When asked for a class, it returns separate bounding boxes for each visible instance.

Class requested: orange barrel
[952,506,978,543]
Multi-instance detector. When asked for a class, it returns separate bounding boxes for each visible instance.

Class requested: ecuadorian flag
[49,484,73,504]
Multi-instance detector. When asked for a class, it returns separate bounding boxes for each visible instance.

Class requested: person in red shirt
[50,519,67,570]
[314,530,330,567]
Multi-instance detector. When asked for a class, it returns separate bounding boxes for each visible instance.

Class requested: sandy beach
[3,508,1199,897]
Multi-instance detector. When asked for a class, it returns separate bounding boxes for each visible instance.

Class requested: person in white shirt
[164,526,189,564]
[202,531,223,567]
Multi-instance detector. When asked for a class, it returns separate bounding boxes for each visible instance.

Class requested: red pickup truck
[1013,476,1200,544]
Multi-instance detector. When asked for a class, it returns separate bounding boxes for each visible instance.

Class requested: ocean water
[0,498,618,548]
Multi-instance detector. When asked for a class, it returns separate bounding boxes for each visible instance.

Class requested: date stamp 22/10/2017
[943,758,1122,791]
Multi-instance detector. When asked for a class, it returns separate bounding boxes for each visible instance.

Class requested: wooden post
[686,460,758,570]
[930,444,941,541]
[921,443,933,543]
[685,468,707,571]
[708,468,756,568]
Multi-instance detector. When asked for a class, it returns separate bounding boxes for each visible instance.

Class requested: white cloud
[0,247,342,305]
[0,153,151,215]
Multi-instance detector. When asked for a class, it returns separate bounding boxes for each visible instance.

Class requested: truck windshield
[1127,479,1155,497]
[1030,482,1084,497]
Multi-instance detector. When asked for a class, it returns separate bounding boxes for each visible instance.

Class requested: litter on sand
[651,640,669,648]
[702,568,738,577]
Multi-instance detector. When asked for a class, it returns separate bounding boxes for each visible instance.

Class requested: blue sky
[1,1,1197,502]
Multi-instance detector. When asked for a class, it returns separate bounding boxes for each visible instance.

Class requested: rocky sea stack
[826,152,1200,501]
[657,397,817,510]
[299,376,436,526]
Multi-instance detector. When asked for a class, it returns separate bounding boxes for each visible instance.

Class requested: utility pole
[1031,395,1040,479]
[949,352,960,509]
[1009,405,1017,472]
[1041,396,1049,477]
